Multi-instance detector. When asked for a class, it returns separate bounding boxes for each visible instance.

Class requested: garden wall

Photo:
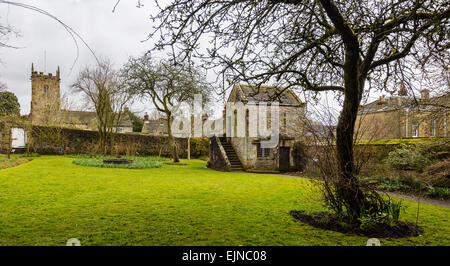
[301,140,449,188]
[302,143,399,176]
[29,126,209,158]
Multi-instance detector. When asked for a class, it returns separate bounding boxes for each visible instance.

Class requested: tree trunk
[187,135,191,160]
[167,115,179,163]
[335,48,367,218]
[7,125,11,159]
[335,94,366,217]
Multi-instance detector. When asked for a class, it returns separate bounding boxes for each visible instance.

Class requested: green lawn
[0,156,448,246]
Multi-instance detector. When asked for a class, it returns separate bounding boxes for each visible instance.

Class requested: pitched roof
[358,96,408,114]
[358,92,450,114]
[142,118,168,134]
[227,83,303,106]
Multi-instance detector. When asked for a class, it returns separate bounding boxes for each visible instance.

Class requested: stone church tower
[30,63,61,125]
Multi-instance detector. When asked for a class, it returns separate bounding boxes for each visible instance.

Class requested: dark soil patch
[290,211,423,238]
[163,162,188,166]
[103,158,134,165]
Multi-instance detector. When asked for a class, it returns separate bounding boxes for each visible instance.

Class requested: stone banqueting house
[29,64,133,132]
[210,83,306,172]
[355,87,449,141]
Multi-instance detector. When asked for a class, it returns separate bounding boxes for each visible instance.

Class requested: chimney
[377,95,386,105]
[143,112,149,121]
[421,89,430,100]
[398,83,408,96]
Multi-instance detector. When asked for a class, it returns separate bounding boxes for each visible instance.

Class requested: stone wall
[229,105,304,171]
[208,137,231,171]
[29,126,209,157]
[301,144,399,176]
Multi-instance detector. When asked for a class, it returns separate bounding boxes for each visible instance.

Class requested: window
[256,143,271,159]
[43,85,49,95]
[246,109,249,137]
[412,122,419,138]
[257,145,263,158]
[283,112,287,129]
[430,119,436,137]
[264,148,270,158]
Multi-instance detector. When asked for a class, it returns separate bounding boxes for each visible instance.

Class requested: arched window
[43,85,49,95]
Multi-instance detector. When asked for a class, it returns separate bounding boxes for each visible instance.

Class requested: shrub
[377,178,409,192]
[21,153,41,158]
[190,138,209,157]
[425,186,450,199]
[387,199,404,225]
[421,158,450,188]
[387,144,429,171]
[359,215,377,231]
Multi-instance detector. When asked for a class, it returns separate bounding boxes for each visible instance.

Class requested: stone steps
[219,138,243,171]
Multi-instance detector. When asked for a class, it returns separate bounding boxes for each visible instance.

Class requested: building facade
[210,83,306,172]
[141,114,168,136]
[355,89,449,141]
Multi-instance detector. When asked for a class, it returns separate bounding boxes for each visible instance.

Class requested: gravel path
[257,173,450,209]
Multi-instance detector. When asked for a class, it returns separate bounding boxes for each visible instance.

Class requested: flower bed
[70,155,167,169]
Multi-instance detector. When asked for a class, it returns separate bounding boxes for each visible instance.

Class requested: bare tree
[71,59,133,155]
[0,1,99,71]
[0,16,18,50]
[145,0,449,218]
[122,53,212,162]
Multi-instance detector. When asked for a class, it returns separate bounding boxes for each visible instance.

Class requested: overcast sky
[0,0,161,115]
[0,0,363,123]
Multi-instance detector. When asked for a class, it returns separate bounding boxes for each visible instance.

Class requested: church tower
[30,63,61,125]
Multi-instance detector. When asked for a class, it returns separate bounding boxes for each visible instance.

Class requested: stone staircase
[219,137,244,171]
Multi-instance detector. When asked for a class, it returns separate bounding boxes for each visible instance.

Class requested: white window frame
[412,122,419,138]
[430,119,436,137]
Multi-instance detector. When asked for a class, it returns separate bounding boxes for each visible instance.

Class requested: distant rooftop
[358,90,449,114]
[227,83,303,106]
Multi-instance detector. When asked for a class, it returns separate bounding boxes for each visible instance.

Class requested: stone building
[141,114,168,136]
[355,88,449,141]
[210,83,306,172]
[29,64,133,133]
[29,64,61,124]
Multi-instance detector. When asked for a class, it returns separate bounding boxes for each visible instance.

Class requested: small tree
[0,90,20,117]
[126,109,144,133]
[71,59,133,154]
[122,54,212,162]
[0,87,22,158]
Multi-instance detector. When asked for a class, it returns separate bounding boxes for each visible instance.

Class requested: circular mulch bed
[103,158,134,165]
[290,211,423,238]
[163,162,188,166]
